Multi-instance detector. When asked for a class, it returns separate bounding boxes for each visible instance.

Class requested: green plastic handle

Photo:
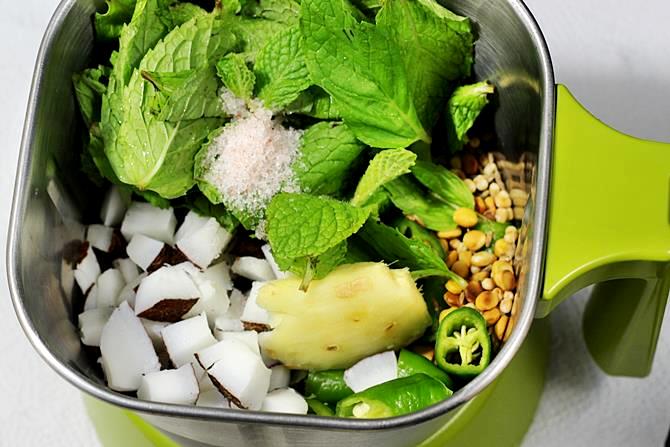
[540,85,670,377]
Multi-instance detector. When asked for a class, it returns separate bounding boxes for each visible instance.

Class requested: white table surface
[1,1,669,446]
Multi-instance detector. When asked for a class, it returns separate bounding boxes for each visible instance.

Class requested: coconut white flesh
[126,234,164,271]
[195,332,259,370]
[198,372,216,392]
[74,245,101,293]
[84,284,98,311]
[196,389,230,409]
[261,245,288,279]
[96,268,126,307]
[121,202,177,244]
[240,282,271,327]
[231,257,276,282]
[137,364,199,405]
[118,273,146,309]
[99,302,161,392]
[175,211,232,268]
[260,388,308,415]
[161,313,217,367]
[100,186,128,227]
[217,331,260,355]
[113,258,141,283]
[181,264,230,325]
[213,288,246,334]
[344,351,398,393]
[86,224,114,252]
[268,365,291,392]
[141,319,170,351]
[203,262,233,291]
[78,307,114,346]
[207,339,271,410]
[134,265,201,321]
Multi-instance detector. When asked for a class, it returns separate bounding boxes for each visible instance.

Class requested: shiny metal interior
[7,0,554,445]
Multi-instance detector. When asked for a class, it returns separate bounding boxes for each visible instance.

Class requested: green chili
[306,398,335,416]
[304,370,353,404]
[336,374,452,419]
[435,307,491,378]
[397,349,454,389]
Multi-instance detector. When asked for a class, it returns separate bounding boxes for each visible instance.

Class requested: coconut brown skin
[208,374,246,409]
[137,298,199,323]
[147,246,190,273]
[242,322,271,332]
[63,240,89,266]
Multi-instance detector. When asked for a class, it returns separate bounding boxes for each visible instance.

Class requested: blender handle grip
[538,85,670,377]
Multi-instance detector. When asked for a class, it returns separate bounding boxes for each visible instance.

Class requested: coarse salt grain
[203,101,302,221]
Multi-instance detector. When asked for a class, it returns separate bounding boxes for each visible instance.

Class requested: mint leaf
[351,149,417,207]
[216,54,256,100]
[356,219,465,286]
[95,0,137,42]
[108,14,236,198]
[142,67,225,121]
[194,127,226,204]
[377,0,473,128]
[170,2,207,26]
[411,160,474,209]
[266,193,370,259]
[274,241,348,280]
[446,81,494,151]
[384,176,457,231]
[181,193,239,233]
[254,26,311,110]
[286,87,341,119]
[244,0,301,22]
[394,217,445,259]
[294,122,365,196]
[300,0,430,149]
[73,66,110,127]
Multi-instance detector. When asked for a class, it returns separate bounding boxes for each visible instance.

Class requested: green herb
[355,219,466,287]
[446,81,494,151]
[169,2,207,26]
[181,194,239,233]
[274,241,349,281]
[107,14,236,198]
[384,176,457,231]
[376,0,473,128]
[216,53,256,100]
[300,0,430,148]
[73,66,110,127]
[254,26,311,109]
[411,160,474,209]
[475,218,507,244]
[351,149,417,207]
[142,67,225,121]
[95,0,137,42]
[294,122,365,196]
[394,217,445,259]
[266,193,370,259]
[287,87,341,119]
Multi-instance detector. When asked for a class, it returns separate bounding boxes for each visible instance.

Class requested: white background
[1,0,669,446]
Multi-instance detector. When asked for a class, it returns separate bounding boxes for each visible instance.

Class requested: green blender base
[84,319,550,447]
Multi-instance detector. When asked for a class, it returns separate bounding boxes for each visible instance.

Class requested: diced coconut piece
[121,202,176,244]
[198,372,216,392]
[196,389,230,409]
[207,339,271,410]
[113,258,140,283]
[141,319,170,351]
[240,282,271,330]
[99,302,160,391]
[197,331,261,370]
[87,224,114,252]
[175,211,232,268]
[96,268,126,307]
[161,313,217,367]
[134,264,201,322]
[74,244,101,293]
[344,351,398,393]
[79,307,114,346]
[213,288,246,334]
[261,245,288,279]
[84,284,98,311]
[126,234,165,271]
[203,262,233,291]
[182,264,230,325]
[261,388,308,414]
[100,186,128,227]
[231,257,275,282]
[218,331,260,355]
[118,273,146,309]
[137,364,199,405]
[268,365,290,392]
